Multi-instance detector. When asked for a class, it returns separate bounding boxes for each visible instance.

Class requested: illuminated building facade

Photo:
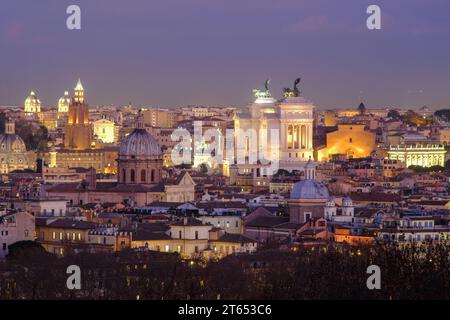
[24,91,41,114]
[93,118,118,143]
[387,144,446,168]
[324,110,336,127]
[64,79,93,150]
[39,111,58,131]
[142,109,176,128]
[234,80,314,173]
[49,148,118,174]
[317,124,376,161]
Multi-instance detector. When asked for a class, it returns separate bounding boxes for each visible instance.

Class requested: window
[151,169,155,182]
[304,212,312,221]
[141,169,146,183]
[195,231,199,240]
[349,138,353,143]
[52,232,56,240]
[59,232,63,240]
[122,169,126,182]
[179,230,182,239]
[165,245,170,252]
[78,233,82,241]
[130,169,135,183]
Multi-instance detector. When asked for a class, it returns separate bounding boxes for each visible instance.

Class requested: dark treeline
[0,243,449,300]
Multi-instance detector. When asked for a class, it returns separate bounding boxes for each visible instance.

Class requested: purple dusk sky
[0,0,450,110]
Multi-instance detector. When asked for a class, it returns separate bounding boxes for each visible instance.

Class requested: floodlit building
[317,124,376,161]
[387,144,446,167]
[64,79,93,150]
[142,109,176,128]
[234,80,314,173]
[93,118,119,143]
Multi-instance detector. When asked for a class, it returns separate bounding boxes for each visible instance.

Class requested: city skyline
[1,0,450,109]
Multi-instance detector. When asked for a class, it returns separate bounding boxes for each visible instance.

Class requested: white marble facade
[234,85,314,173]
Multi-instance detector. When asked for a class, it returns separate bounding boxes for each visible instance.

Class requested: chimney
[209,228,225,241]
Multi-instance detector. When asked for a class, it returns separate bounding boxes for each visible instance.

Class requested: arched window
[141,169,146,183]
[130,169,135,183]
[151,169,155,182]
[122,169,126,183]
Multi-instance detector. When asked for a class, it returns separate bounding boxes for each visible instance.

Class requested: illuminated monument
[24,91,41,114]
[64,79,93,150]
[234,78,314,173]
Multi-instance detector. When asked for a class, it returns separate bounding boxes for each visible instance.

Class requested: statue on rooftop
[283,77,302,98]
[253,79,272,99]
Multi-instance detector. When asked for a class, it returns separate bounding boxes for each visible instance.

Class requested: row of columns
[286,124,312,150]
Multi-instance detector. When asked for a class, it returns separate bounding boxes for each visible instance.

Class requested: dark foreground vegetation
[0,242,449,300]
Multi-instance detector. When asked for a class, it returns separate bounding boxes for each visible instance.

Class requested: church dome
[290,179,330,200]
[0,121,27,154]
[24,91,41,113]
[58,91,71,112]
[119,128,162,157]
[25,91,40,105]
[0,134,27,153]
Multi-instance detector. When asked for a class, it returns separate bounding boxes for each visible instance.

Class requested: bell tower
[64,79,93,150]
[74,78,84,103]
